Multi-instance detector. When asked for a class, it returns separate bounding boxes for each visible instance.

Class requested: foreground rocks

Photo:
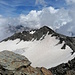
[0,50,75,75]
[0,50,52,75]
[0,50,31,70]
[41,67,53,75]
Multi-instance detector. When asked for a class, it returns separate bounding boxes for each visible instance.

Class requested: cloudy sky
[0,0,66,16]
[0,0,75,40]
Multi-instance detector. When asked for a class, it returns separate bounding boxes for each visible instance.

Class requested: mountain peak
[2,26,55,41]
[1,26,75,54]
[39,26,54,33]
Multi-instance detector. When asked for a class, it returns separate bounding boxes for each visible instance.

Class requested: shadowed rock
[41,67,53,75]
[49,58,75,75]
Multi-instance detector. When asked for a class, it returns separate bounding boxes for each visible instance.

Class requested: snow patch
[29,31,36,34]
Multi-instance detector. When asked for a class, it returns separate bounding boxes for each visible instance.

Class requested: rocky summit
[2,26,54,41]
[0,50,52,75]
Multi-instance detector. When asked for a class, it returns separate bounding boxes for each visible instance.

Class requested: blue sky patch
[0,0,67,17]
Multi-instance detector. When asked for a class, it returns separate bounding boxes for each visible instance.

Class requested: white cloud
[66,0,75,4]
[48,7,59,14]
[0,5,75,40]
[57,6,75,36]
[39,7,71,29]
[0,16,8,27]
[52,0,75,36]
[35,0,47,7]
[18,7,71,29]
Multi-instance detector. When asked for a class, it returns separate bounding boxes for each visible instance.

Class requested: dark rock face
[66,70,75,75]
[49,58,75,75]
[0,50,52,75]
[2,26,54,41]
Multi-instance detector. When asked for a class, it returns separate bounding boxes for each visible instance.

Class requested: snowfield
[0,34,75,68]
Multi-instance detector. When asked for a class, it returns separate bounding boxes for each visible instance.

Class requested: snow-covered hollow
[0,34,75,69]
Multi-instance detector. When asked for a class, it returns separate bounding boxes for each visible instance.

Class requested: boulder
[41,67,53,75]
[0,50,31,70]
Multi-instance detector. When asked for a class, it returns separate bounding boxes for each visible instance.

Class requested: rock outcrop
[0,50,52,75]
[41,67,53,75]
[0,50,31,70]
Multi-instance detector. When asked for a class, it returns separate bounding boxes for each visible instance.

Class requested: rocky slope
[49,57,75,75]
[0,50,52,75]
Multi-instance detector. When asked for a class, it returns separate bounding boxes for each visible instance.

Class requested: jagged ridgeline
[2,26,54,41]
[2,26,75,54]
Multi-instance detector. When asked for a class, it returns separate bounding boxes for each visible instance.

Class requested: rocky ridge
[2,26,54,41]
[2,26,75,54]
